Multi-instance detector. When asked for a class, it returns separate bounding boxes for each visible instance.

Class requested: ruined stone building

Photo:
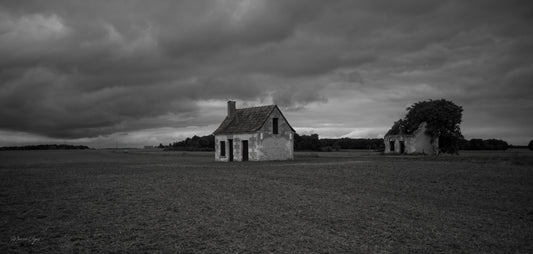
[213,101,296,162]
[384,122,439,155]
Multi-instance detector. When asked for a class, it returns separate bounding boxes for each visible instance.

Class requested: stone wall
[384,122,438,155]
[214,107,294,161]
[215,133,259,162]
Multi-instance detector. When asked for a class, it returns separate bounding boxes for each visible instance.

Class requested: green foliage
[529,140,533,151]
[387,99,463,154]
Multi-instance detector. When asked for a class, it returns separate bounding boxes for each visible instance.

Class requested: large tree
[387,99,463,154]
[528,140,533,151]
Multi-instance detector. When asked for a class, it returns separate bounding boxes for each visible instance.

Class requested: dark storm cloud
[0,0,532,143]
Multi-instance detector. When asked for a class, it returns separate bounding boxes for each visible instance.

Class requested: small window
[273,118,279,134]
[220,141,226,156]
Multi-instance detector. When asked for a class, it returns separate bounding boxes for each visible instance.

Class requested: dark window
[273,118,279,134]
[220,141,226,156]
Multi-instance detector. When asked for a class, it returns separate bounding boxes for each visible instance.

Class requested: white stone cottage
[213,101,296,162]
[384,122,439,155]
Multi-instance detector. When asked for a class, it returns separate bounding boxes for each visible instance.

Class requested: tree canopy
[529,140,533,151]
[387,99,463,154]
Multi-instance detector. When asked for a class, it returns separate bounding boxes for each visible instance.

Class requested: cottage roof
[384,122,427,138]
[213,105,295,135]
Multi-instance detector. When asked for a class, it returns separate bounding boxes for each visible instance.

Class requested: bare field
[1,150,532,253]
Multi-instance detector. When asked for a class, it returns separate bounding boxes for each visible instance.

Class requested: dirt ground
[1,149,532,253]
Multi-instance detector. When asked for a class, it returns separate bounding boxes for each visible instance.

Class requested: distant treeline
[161,134,513,152]
[164,135,215,151]
[294,134,384,151]
[0,144,90,151]
[163,134,385,152]
[509,145,529,149]
[458,138,509,150]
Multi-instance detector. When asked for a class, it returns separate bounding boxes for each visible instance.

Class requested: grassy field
[1,150,532,253]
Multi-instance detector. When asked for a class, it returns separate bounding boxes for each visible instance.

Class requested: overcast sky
[1,0,532,148]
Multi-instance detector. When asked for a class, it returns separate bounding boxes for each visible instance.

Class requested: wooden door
[228,139,233,162]
[242,140,248,161]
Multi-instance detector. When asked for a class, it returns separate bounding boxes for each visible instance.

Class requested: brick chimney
[227,100,236,117]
